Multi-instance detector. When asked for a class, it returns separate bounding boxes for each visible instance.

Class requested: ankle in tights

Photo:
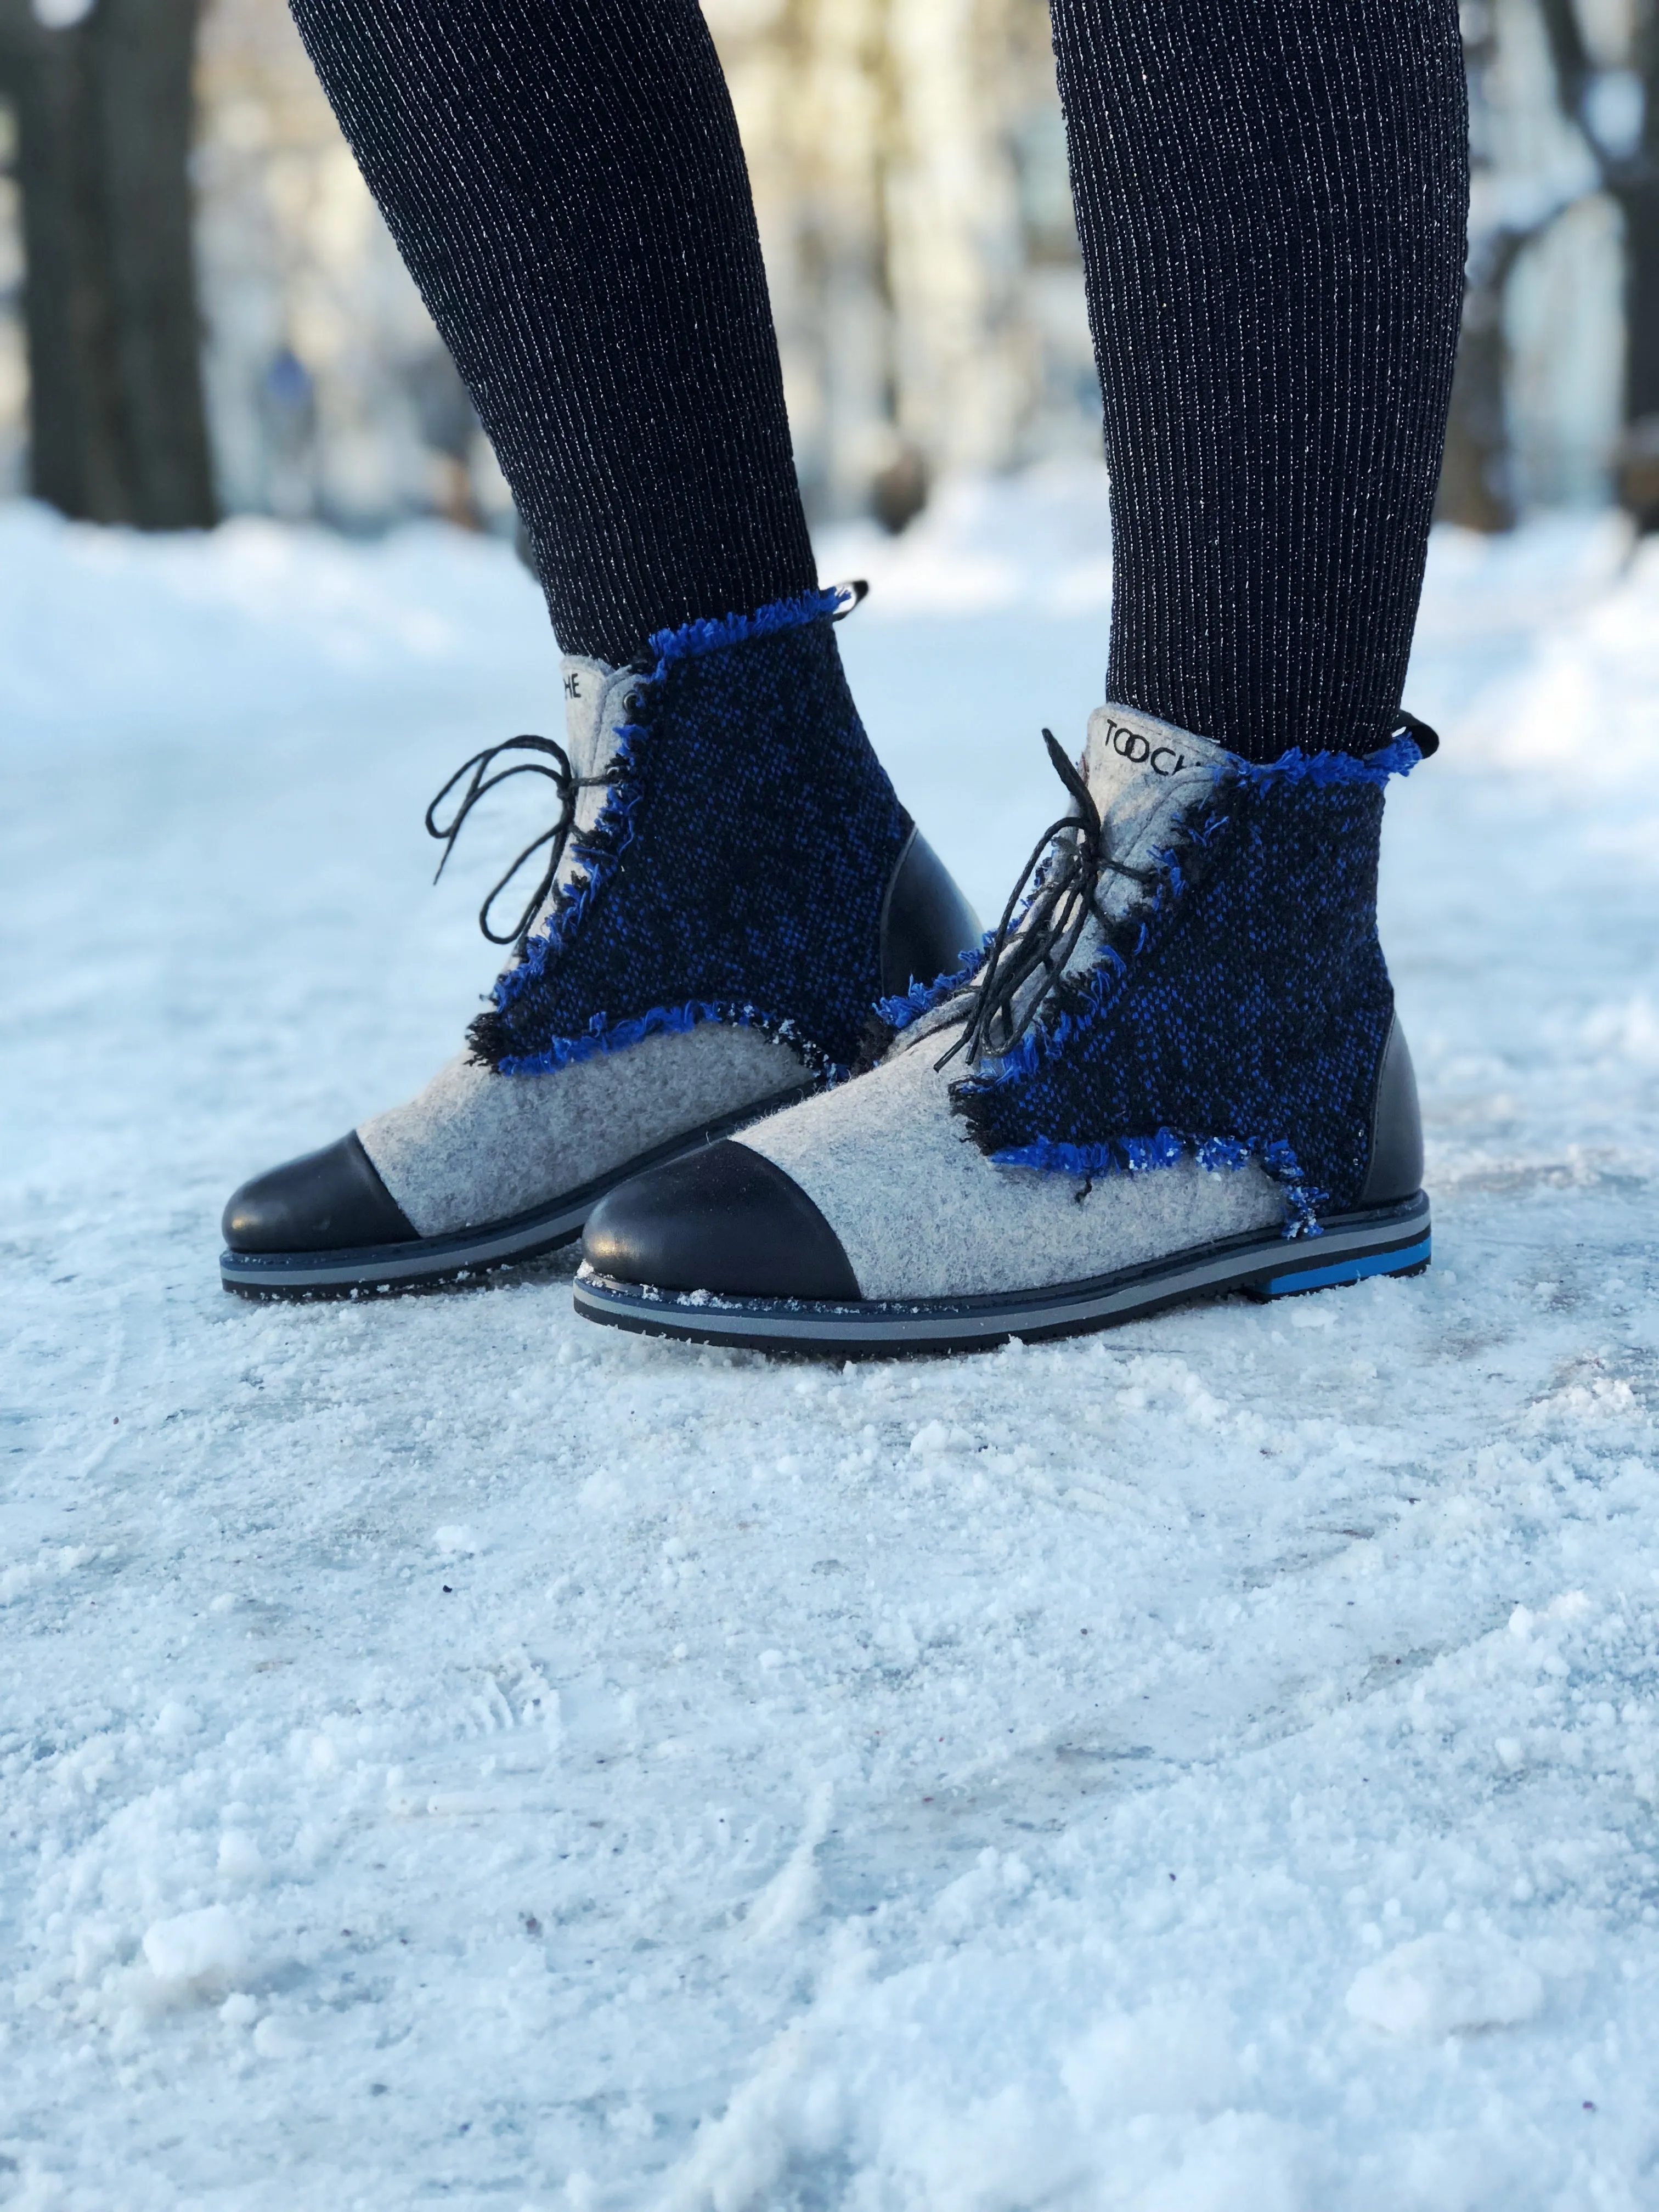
[291,0,1468,759]
[286,0,816,669]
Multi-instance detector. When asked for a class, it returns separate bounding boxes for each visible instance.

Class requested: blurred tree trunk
[1537,0,1659,529]
[1437,239,1520,532]
[1438,215,1564,532]
[1436,1,1514,531]
[1620,3,1659,526]
[0,0,216,527]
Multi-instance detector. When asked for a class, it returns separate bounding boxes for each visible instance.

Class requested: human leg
[285,0,814,665]
[219,0,977,1295]
[1055,0,1468,762]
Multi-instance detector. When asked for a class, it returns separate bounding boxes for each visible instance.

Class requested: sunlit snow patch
[1345,1934,1544,2041]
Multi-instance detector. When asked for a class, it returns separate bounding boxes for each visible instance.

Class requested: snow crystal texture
[4,481,1659,2209]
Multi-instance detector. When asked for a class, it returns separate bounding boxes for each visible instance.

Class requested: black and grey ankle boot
[576,701,1434,1352]
[219,588,977,1294]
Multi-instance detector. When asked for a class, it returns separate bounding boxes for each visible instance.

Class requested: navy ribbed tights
[285,0,817,670]
[289,0,1468,761]
[1053,0,1468,758]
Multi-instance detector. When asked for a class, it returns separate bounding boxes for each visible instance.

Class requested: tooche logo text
[1103,715,1186,776]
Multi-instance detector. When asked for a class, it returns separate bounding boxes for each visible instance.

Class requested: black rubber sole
[219,1082,818,1298]
[571,1191,1431,1355]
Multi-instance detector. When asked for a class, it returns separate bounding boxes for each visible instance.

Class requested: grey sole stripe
[572,1193,1431,1353]
[218,1082,818,1296]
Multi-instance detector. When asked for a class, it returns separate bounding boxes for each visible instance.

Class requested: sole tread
[573,1194,1431,1354]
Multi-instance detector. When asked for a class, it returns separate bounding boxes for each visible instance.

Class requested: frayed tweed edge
[496,999,832,1082]
[1231,734,1427,788]
[872,933,992,1035]
[485,588,855,1080]
[948,732,1431,1236]
[988,1132,1324,1239]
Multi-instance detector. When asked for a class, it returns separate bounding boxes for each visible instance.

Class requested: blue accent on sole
[1261,1232,1430,1297]
[572,1191,1431,1356]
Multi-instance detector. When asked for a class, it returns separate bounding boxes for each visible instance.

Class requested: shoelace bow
[426,735,613,952]
[936,727,1156,1074]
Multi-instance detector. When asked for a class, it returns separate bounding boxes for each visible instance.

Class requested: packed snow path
[4,474,1659,2209]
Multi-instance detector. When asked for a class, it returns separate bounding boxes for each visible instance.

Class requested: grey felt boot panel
[1076,705,1233,931]
[357,653,817,1239]
[359,1024,805,1237]
[738,1041,1282,1302]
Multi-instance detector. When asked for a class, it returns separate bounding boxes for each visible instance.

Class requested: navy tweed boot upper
[470,590,911,1082]
[944,723,1433,1230]
[577,699,1436,1333]
[218,586,980,1295]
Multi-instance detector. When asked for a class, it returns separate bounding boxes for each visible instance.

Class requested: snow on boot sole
[572,1189,1430,1353]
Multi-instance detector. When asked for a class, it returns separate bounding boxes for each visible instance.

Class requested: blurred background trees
[0,0,1651,539]
[1442,0,1657,528]
[0,0,215,524]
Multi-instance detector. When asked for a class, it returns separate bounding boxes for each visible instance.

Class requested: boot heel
[1245,1206,1431,1301]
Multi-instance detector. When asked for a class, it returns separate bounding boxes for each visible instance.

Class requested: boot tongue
[1081,703,1235,874]
[504,654,635,949]
[910,702,1234,1056]
[556,651,644,847]
[560,655,632,783]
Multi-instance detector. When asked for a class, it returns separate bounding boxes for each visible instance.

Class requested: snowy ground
[4,469,1659,2209]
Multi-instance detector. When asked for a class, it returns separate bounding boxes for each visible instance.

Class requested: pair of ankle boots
[222,589,1430,1351]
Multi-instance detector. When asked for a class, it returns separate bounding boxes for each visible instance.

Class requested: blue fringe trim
[491,587,844,1023]
[646,587,844,672]
[491,727,644,1011]
[498,1000,845,1084]
[1229,733,1427,788]
[874,932,994,1033]
[989,1129,1327,1238]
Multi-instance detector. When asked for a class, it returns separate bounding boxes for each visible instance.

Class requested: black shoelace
[424,583,867,955]
[939,710,1440,1076]
[425,735,612,952]
[936,728,1157,1074]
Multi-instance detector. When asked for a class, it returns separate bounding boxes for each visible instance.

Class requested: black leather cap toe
[583,1140,860,1300]
[222,1132,418,1255]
